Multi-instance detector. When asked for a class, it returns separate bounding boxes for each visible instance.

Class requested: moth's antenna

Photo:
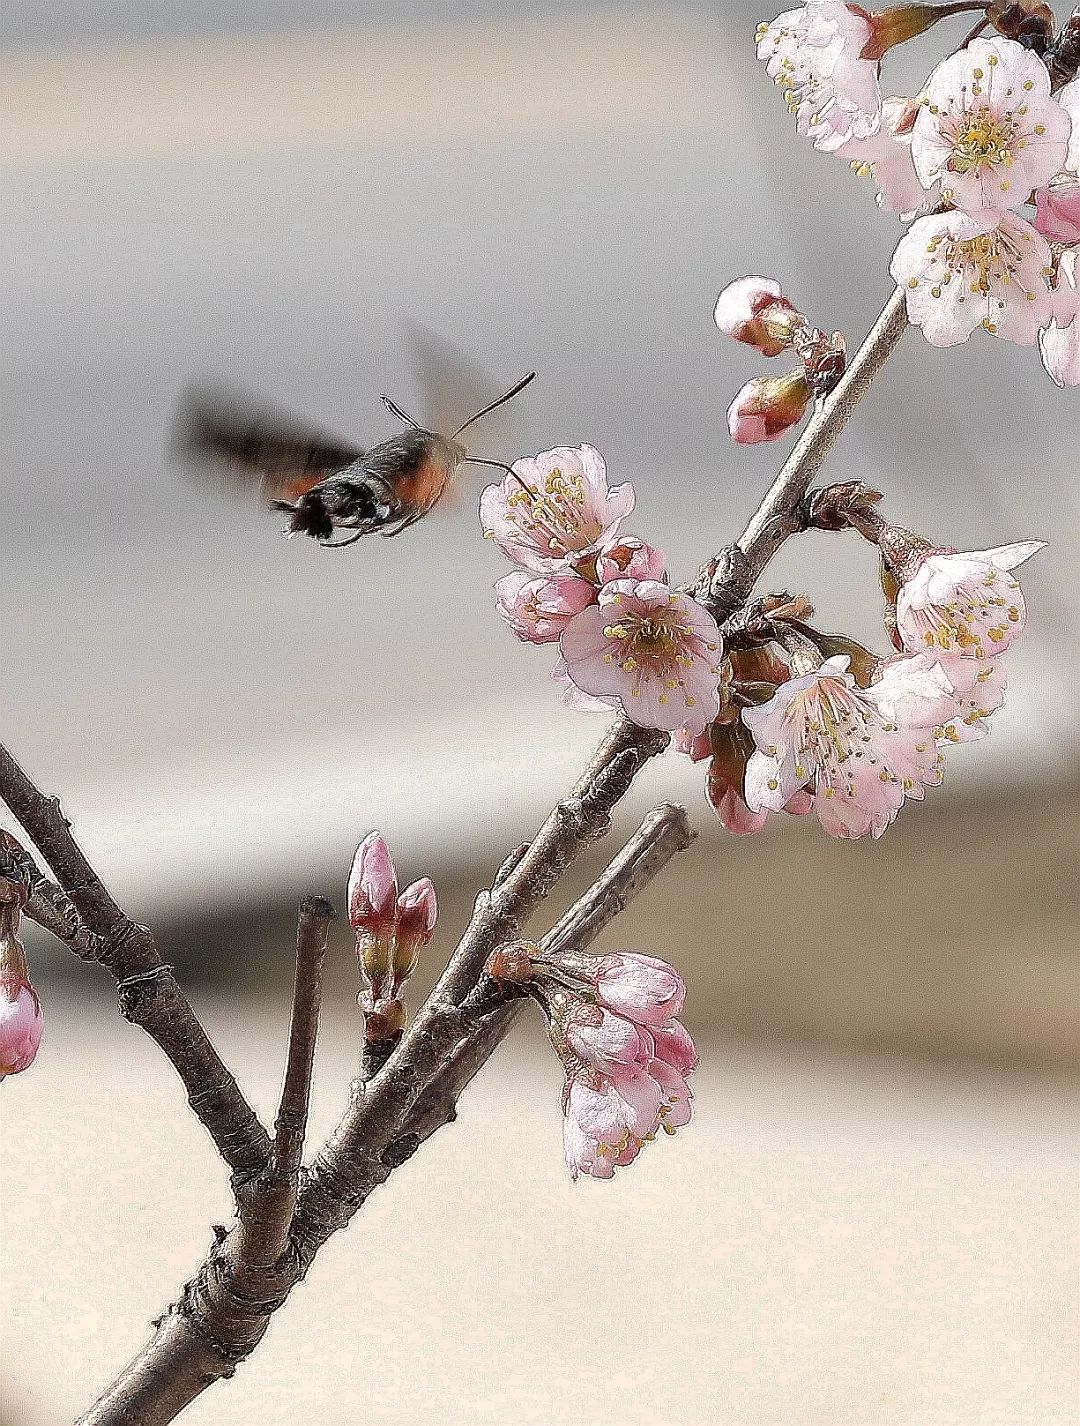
[381,394,421,429]
[464,456,536,500]
[452,371,536,440]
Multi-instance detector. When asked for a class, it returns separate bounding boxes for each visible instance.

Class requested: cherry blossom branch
[77,799,694,1426]
[75,281,909,1424]
[395,801,697,1157]
[0,744,272,1187]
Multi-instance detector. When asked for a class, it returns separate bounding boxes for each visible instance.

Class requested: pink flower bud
[593,952,685,1028]
[494,570,596,645]
[0,934,43,1080]
[391,877,437,993]
[727,370,811,445]
[1034,180,1080,246]
[714,277,802,357]
[595,537,667,585]
[563,1003,654,1075]
[348,832,398,937]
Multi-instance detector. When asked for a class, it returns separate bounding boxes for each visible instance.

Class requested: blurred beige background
[1,3,1078,1424]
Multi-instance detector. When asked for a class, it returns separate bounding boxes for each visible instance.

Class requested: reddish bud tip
[0,935,43,1079]
[347,832,398,937]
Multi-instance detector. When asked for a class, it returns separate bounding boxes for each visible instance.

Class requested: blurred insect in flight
[173,371,536,548]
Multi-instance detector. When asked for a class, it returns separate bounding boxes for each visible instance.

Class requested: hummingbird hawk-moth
[173,371,536,547]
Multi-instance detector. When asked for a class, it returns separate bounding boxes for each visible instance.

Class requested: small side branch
[272,897,334,1188]
[0,741,271,1186]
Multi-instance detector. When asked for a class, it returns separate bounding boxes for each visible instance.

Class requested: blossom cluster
[481,446,725,734]
[757,3,1080,383]
[482,444,1043,841]
[486,942,697,1180]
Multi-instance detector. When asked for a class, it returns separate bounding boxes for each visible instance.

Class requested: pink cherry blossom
[562,1071,661,1180]
[348,832,398,939]
[891,210,1054,347]
[742,654,960,839]
[911,38,1071,218]
[756,2,882,153]
[1034,178,1080,244]
[551,656,618,713]
[596,536,666,585]
[560,581,723,735]
[562,1003,655,1075]
[494,570,596,645]
[936,655,1009,744]
[727,370,811,444]
[650,1057,694,1133]
[592,951,686,1028]
[838,96,930,217]
[895,542,1045,660]
[0,937,43,1080]
[651,1019,699,1077]
[479,445,635,573]
[713,276,801,356]
[1060,76,1080,175]
[1039,250,1080,388]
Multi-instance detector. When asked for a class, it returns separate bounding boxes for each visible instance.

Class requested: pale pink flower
[911,38,1071,217]
[742,654,960,839]
[593,951,686,1028]
[479,445,634,572]
[348,832,398,939]
[1060,76,1080,175]
[596,536,666,585]
[649,1057,694,1133]
[0,938,43,1080]
[891,210,1054,346]
[560,581,723,735]
[895,542,1045,660]
[550,655,619,713]
[1034,178,1080,244]
[1039,250,1080,388]
[651,1019,699,1077]
[838,96,931,217]
[563,1003,655,1075]
[936,655,1009,744]
[494,569,596,645]
[562,1071,661,1181]
[756,1,881,153]
[713,276,801,356]
[727,370,811,443]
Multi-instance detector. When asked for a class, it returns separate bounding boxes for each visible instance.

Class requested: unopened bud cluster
[714,277,846,444]
[348,832,437,1045]
[485,940,697,1180]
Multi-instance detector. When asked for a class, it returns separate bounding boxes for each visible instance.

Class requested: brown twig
[272,897,334,1189]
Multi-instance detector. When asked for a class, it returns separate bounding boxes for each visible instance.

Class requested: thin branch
[0,745,272,1186]
[77,281,910,1425]
[272,897,334,1188]
[735,285,908,582]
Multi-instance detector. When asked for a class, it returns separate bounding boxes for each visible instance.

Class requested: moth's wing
[405,325,531,503]
[171,385,363,505]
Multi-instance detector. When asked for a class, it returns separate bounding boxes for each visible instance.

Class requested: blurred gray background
[1,4,1077,1424]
